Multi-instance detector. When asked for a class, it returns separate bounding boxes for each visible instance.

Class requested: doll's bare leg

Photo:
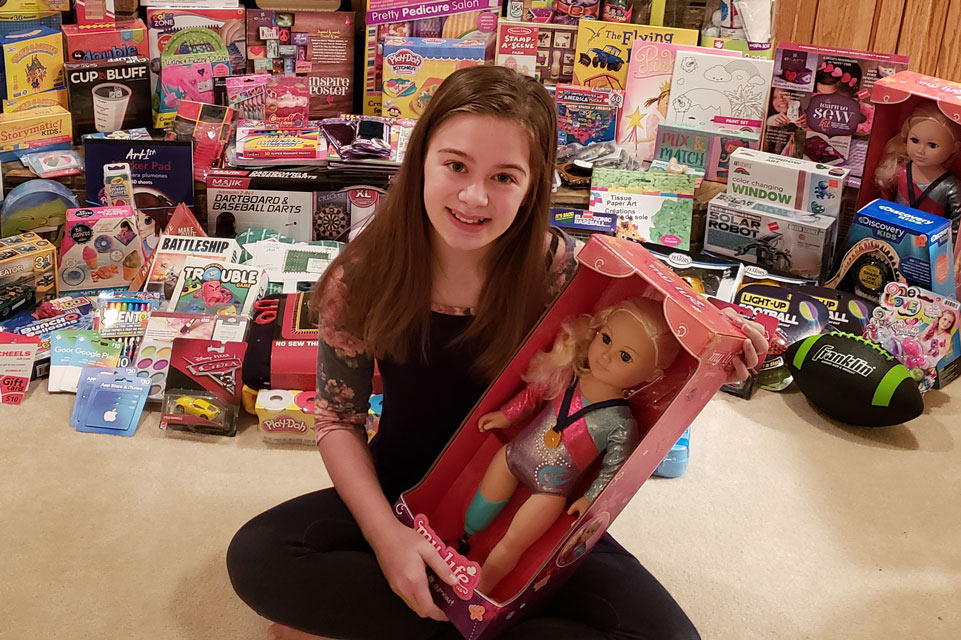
[478,493,567,593]
[476,445,519,501]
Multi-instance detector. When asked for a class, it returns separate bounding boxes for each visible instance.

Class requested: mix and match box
[652,120,760,183]
[393,235,746,638]
[246,10,354,119]
[363,0,501,115]
[728,146,849,218]
[827,199,955,298]
[255,388,316,445]
[494,22,578,88]
[65,56,151,140]
[62,19,147,64]
[0,26,64,100]
[381,37,486,119]
[763,42,909,189]
[554,83,623,146]
[0,104,71,160]
[59,205,145,294]
[0,231,58,317]
[705,192,836,282]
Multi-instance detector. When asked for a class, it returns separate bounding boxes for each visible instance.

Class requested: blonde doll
[460,296,680,593]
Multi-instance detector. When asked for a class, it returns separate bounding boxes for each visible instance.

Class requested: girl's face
[772,88,790,113]
[423,114,532,256]
[587,309,659,391]
[657,92,669,116]
[906,118,958,170]
[938,311,956,331]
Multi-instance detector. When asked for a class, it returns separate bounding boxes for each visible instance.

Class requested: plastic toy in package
[320,117,392,161]
[20,150,84,178]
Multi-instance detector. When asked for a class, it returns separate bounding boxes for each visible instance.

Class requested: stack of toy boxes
[363,0,501,115]
[704,147,847,282]
[0,232,57,318]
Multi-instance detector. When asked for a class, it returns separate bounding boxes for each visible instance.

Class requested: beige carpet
[1,381,958,640]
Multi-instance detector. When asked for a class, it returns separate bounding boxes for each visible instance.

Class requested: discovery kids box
[393,235,747,638]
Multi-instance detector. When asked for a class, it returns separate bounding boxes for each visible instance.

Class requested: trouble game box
[393,235,746,638]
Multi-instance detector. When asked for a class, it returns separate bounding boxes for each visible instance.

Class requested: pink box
[393,235,745,638]
[62,19,148,63]
[59,205,144,293]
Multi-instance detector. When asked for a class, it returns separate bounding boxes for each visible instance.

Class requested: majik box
[728,147,849,218]
[393,235,746,639]
[0,26,64,100]
[59,205,145,294]
[832,199,955,297]
[65,57,151,140]
[381,37,486,118]
[705,192,837,282]
[62,19,147,64]
[206,169,320,242]
[0,232,57,317]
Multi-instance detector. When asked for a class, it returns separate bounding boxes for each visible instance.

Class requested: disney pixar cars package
[160,338,247,436]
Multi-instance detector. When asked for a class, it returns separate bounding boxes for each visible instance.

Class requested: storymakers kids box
[393,235,747,638]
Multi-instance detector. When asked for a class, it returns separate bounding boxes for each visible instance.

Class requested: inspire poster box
[394,235,746,639]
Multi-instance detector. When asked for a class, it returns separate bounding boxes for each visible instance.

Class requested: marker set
[95,292,162,366]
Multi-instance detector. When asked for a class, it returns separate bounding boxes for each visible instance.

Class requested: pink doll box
[59,205,144,294]
[394,235,746,639]
[859,71,961,212]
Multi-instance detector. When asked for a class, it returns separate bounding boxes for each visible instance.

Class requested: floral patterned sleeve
[314,265,374,446]
[546,227,583,304]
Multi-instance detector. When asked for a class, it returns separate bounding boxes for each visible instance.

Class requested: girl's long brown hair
[313,66,558,379]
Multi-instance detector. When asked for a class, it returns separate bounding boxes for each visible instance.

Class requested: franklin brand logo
[812,345,876,377]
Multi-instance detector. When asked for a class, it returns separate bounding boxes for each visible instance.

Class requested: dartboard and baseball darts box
[393,235,748,638]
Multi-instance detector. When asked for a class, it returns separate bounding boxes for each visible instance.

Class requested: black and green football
[786,331,924,427]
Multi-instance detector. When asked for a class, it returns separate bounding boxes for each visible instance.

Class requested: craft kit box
[363,0,501,115]
[0,26,64,100]
[572,21,698,91]
[65,56,151,140]
[392,235,746,638]
[728,147,849,219]
[0,104,71,160]
[146,7,245,89]
[494,22,577,88]
[652,120,760,183]
[246,10,354,120]
[59,205,145,294]
[62,19,148,64]
[255,388,316,445]
[828,199,955,298]
[705,192,837,282]
[0,232,57,316]
[763,43,909,190]
[381,37,486,118]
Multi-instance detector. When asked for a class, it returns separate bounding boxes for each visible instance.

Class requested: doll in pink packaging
[875,101,961,232]
[457,295,680,593]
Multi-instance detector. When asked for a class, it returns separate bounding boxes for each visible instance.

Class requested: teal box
[844,199,955,296]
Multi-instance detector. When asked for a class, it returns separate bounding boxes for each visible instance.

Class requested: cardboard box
[0,105,71,161]
[1,86,66,112]
[65,56,151,141]
[554,83,622,145]
[728,147,849,218]
[145,8,244,91]
[74,0,115,25]
[550,207,616,242]
[142,234,241,300]
[652,121,760,183]
[363,1,501,116]
[0,232,58,317]
[59,205,145,294]
[705,192,837,282]
[245,10,354,120]
[827,199,955,298]
[206,169,321,242]
[494,22,577,88]
[62,19,147,63]
[392,235,745,638]
[381,37,486,118]
[255,389,316,445]
[0,26,64,100]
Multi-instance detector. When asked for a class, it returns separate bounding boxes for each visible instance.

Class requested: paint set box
[704,192,836,282]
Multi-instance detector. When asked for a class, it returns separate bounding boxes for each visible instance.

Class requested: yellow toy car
[173,396,221,421]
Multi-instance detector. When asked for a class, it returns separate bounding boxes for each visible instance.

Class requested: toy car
[0,284,35,319]
[173,396,221,421]
[578,45,624,72]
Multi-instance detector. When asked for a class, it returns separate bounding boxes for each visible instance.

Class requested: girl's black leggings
[227,488,700,640]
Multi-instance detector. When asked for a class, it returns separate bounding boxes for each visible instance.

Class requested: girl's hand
[478,411,510,431]
[795,113,808,128]
[566,497,591,519]
[370,521,459,621]
[721,309,769,383]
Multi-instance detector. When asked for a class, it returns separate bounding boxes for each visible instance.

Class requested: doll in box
[875,101,961,232]
[457,295,680,593]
